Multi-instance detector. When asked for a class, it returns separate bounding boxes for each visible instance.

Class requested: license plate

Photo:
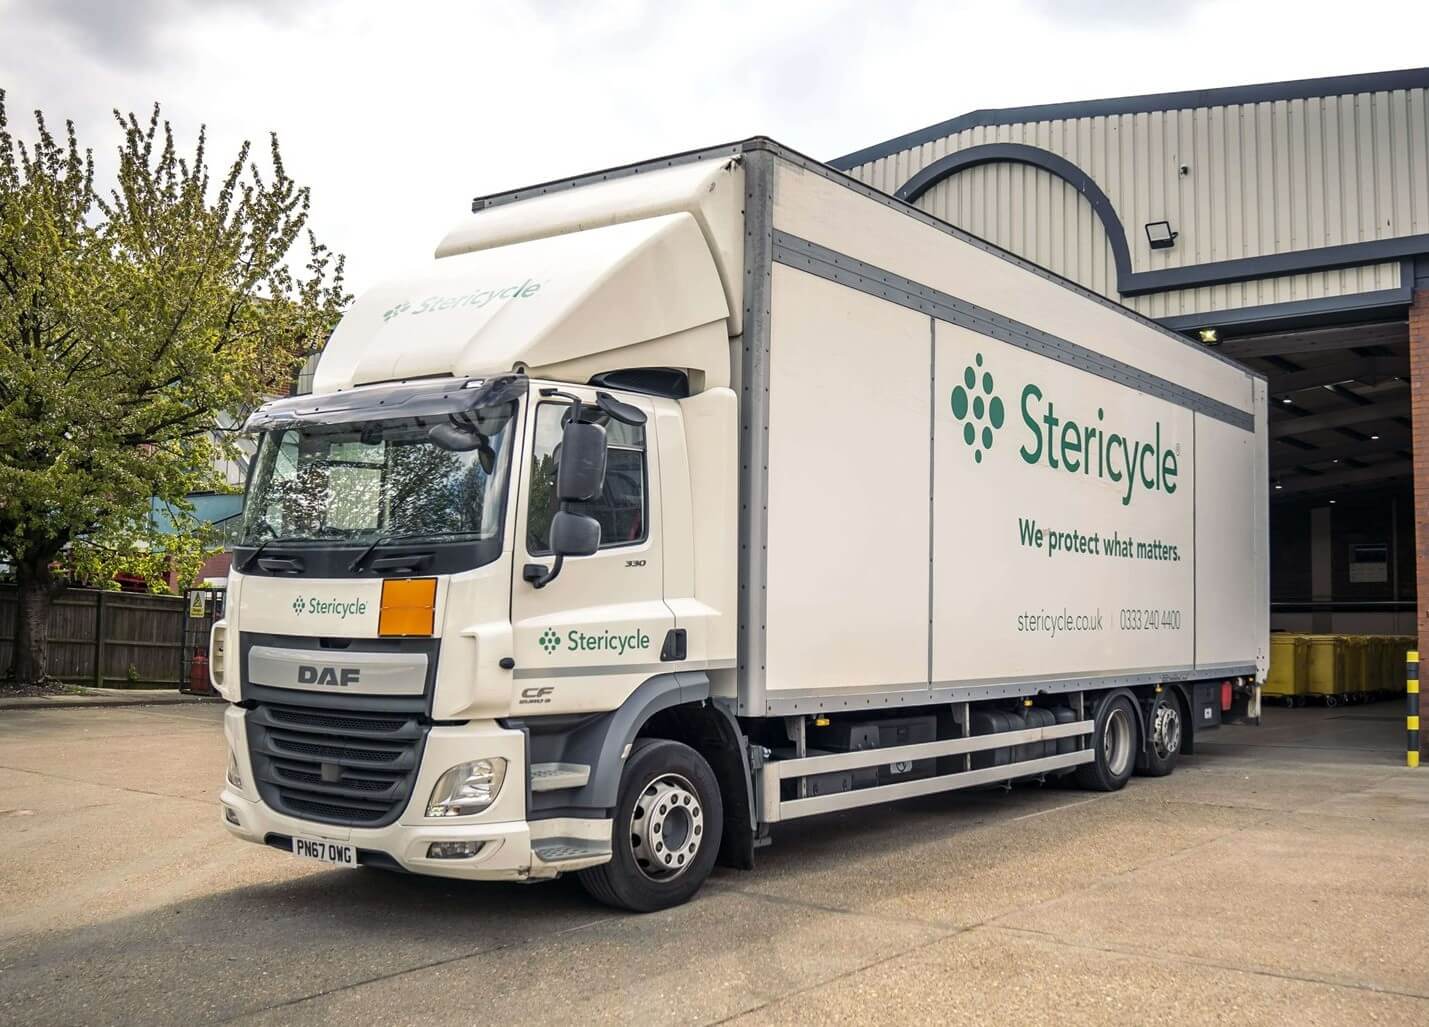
[291,836,357,867]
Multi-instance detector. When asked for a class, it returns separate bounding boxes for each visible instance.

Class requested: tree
[0,94,348,686]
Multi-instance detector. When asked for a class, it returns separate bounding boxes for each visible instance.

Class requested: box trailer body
[215,139,1268,910]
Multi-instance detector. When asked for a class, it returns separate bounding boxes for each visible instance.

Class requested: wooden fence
[0,586,187,687]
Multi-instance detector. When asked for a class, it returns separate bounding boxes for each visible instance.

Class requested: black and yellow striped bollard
[1409,650,1420,769]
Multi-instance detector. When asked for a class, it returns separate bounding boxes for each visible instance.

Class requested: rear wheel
[1075,694,1137,792]
[578,739,723,913]
[1136,690,1181,777]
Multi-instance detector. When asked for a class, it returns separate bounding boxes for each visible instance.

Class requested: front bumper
[221,786,539,880]
[220,706,606,881]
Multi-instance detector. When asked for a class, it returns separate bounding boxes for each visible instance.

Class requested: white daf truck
[214,138,1268,912]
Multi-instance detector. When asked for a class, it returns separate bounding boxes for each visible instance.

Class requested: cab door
[509,385,674,713]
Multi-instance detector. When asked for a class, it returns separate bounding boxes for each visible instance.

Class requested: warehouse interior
[833,68,1429,751]
[1217,308,1418,638]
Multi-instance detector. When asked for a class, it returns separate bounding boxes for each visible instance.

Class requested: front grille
[246,702,429,828]
[267,706,408,734]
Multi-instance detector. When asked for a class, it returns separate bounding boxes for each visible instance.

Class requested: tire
[1135,690,1182,777]
[1075,693,1138,792]
[578,738,723,913]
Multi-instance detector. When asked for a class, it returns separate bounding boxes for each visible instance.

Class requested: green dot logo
[950,353,1004,464]
[538,628,561,654]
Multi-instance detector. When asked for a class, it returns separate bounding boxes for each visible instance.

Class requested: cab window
[526,402,647,554]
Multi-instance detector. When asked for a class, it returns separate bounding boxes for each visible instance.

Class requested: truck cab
[217,158,745,910]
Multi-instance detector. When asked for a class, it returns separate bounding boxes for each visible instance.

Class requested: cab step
[531,837,610,865]
[530,762,591,792]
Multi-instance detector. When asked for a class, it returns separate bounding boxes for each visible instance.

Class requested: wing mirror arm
[523,555,564,590]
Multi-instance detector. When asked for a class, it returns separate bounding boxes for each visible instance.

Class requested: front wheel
[1075,693,1138,792]
[578,739,723,913]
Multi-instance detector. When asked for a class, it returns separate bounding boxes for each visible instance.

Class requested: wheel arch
[637,700,757,870]
[1169,682,1196,755]
[520,671,709,819]
[1090,686,1144,763]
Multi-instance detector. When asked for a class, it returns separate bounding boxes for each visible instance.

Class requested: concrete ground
[0,688,217,711]
[0,701,1425,1026]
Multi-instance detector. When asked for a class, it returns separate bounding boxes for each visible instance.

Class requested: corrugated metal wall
[844,87,1429,316]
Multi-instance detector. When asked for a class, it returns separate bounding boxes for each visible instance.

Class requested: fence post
[93,591,107,689]
[1409,651,1420,769]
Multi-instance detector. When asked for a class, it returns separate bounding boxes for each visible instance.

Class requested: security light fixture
[1145,220,1178,249]
[1197,328,1219,345]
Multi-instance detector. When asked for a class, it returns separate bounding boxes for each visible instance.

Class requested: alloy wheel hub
[1152,702,1181,759]
[631,774,703,881]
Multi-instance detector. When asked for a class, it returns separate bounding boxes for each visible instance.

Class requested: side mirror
[549,510,600,557]
[557,421,607,502]
[524,410,609,590]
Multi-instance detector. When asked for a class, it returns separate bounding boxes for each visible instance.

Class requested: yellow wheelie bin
[1343,636,1368,700]
[1265,634,1310,706]
[1365,636,1386,698]
[1306,635,1348,706]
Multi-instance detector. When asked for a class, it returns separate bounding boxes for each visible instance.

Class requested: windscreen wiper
[237,535,309,572]
[347,531,441,573]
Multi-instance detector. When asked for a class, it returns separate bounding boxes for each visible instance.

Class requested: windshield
[239,401,518,546]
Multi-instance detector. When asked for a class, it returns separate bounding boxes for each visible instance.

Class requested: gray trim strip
[513,662,672,680]
[472,141,747,212]
[829,67,1429,170]
[762,663,1259,716]
[927,318,936,686]
[736,148,776,717]
[513,660,734,680]
[772,231,1255,433]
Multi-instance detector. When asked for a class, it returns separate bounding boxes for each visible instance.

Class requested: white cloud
[2,0,1426,292]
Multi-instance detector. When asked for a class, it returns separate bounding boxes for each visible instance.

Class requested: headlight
[226,747,243,789]
[426,758,507,817]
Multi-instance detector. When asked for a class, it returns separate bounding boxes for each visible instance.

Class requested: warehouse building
[833,68,1429,655]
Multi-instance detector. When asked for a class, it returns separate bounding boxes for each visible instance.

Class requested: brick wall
[1411,289,1429,674]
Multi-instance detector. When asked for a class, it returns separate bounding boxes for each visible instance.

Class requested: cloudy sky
[3,0,1427,291]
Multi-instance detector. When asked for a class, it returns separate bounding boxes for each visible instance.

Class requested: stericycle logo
[538,627,652,657]
[1018,385,1179,507]
[948,351,1180,507]
[292,596,368,619]
[950,352,1006,464]
[383,279,543,322]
